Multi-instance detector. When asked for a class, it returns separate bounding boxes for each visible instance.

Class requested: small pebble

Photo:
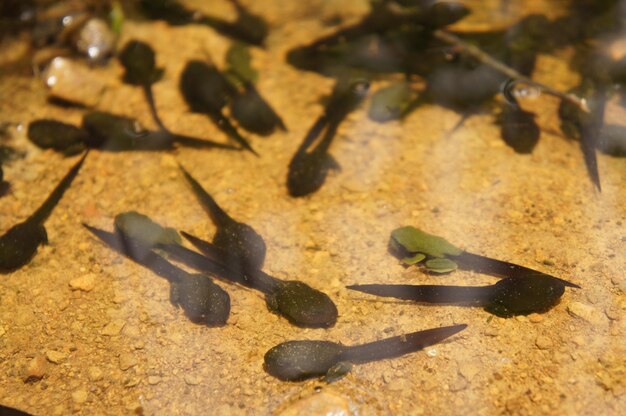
[88,366,103,382]
[119,353,138,371]
[147,376,161,385]
[449,374,468,392]
[184,374,201,385]
[101,319,125,336]
[278,391,351,416]
[567,302,605,326]
[535,335,553,350]
[69,274,96,292]
[528,313,544,323]
[44,57,106,106]
[71,389,88,404]
[23,356,47,382]
[45,350,67,364]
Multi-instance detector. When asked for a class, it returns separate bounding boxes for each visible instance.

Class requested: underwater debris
[264,324,467,381]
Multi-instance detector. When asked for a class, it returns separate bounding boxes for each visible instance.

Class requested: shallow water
[0,0,625,415]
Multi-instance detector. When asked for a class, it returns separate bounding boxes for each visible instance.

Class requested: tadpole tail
[180,231,279,293]
[348,283,495,305]
[142,84,168,133]
[298,114,329,153]
[30,152,88,225]
[451,251,581,288]
[158,242,247,285]
[580,87,606,192]
[199,16,265,47]
[207,112,259,156]
[172,133,239,150]
[178,164,234,226]
[340,324,468,364]
[83,224,183,284]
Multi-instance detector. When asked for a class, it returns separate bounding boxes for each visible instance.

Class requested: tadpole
[264,324,467,381]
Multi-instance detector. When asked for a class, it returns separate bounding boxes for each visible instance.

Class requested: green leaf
[424,258,458,273]
[390,226,463,257]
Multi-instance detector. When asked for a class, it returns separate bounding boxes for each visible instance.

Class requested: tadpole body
[180,60,257,155]
[287,79,369,197]
[84,218,230,327]
[178,164,266,277]
[82,111,236,152]
[264,324,467,381]
[0,153,87,273]
[160,232,338,328]
[118,40,168,132]
[348,274,566,318]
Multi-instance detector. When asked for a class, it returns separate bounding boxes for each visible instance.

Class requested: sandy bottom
[0,1,624,415]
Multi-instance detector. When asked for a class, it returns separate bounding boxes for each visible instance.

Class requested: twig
[433,29,590,113]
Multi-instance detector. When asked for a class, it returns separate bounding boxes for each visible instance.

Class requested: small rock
[119,353,138,371]
[45,350,67,364]
[458,361,480,381]
[449,374,468,392]
[69,274,96,292]
[184,374,201,385]
[101,319,125,336]
[278,391,351,416]
[44,57,106,107]
[528,313,544,323]
[535,335,553,350]
[484,326,499,337]
[147,376,161,385]
[567,302,605,326]
[72,389,88,404]
[23,356,47,382]
[88,366,103,382]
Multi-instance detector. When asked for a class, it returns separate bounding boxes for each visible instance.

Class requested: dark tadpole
[0,153,87,273]
[82,111,236,152]
[84,221,230,327]
[287,79,369,197]
[348,274,567,318]
[178,164,266,276]
[28,119,87,155]
[264,324,467,381]
[180,61,257,155]
[0,403,33,416]
[498,103,540,154]
[230,84,286,136]
[118,40,168,132]
[160,232,338,328]
[558,82,605,192]
[139,0,267,46]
